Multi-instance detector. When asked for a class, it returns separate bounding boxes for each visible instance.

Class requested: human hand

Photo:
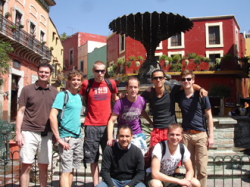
[178,178,191,187]
[207,136,214,148]
[107,138,116,146]
[199,88,208,97]
[15,132,24,148]
[58,138,71,150]
[118,92,126,99]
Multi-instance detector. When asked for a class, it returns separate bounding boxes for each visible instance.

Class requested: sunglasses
[152,76,164,80]
[94,70,105,74]
[181,78,192,81]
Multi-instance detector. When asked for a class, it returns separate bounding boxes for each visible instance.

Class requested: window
[15,10,22,25]
[171,34,181,46]
[206,22,224,48]
[70,49,74,65]
[30,22,36,35]
[13,60,21,69]
[155,52,163,62]
[119,34,125,54]
[168,32,184,49]
[80,61,84,72]
[206,50,224,64]
[0,1,4,16]
[52,32,56,41]
[40,31,45,41]
[209,26,220,44]
[168,51,185,59]
[156,42,163,50]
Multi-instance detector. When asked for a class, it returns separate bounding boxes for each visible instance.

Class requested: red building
[107,15,248,115]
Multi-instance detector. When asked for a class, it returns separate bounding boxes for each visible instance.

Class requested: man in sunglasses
[175,70,214,187]
[80,61,118,186]
[141,69,207,148]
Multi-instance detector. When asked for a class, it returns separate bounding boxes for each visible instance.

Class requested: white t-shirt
[150,141,190,176]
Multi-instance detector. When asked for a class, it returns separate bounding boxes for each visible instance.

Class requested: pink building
[0,0,56,121]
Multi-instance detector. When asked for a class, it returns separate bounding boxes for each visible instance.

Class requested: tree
[0,41,14,85]
[60,32,69,41]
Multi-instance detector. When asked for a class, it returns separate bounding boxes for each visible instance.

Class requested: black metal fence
[1,151,250,187]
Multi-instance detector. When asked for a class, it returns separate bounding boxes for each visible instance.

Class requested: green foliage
[203,57,211,62]
[126,61,132,68]
[0,41,14,79]
[172,54,182,63]
[5,12,11,18]
[160,54,168,60]
[188,52,198,59]
[239,56,249,63]
[222,54,234,61]
[117,58,125,65]
[209,84,232,98]
[129,56,137,61]
[171,62,182,72]
[194,56,202,64]
[60,32,69,41]
[137,56,144,61]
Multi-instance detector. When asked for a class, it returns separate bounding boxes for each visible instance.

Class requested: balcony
[0,14,51,64]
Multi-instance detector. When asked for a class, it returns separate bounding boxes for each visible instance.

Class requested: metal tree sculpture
[109,11,193,83]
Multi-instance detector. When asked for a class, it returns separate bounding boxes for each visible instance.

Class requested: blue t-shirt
[52,91,83,138]
[176,90,211,131]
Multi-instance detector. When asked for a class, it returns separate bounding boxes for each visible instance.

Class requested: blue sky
[50,0,250,37]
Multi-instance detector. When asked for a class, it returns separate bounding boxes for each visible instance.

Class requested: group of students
[16,60,213,187]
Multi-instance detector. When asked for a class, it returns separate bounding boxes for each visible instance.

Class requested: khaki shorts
[20,131,53,164]
[59,137,84,173]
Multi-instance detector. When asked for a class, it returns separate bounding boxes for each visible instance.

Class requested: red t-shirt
[80,79,118,126]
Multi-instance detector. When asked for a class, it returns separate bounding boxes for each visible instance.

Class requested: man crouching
[146,124,200,187]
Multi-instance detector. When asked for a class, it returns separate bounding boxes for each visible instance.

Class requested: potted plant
[11,26,18,32]
[19,24,24,29]
[117,58,125,65]
[165,56,173,66]
[172,54,182,63]
[5,12,11,19]
[137,56,144,61]
[129,56,137,61]
[50,46,54,51]
[126,61,132,68]
[41,41,46,45]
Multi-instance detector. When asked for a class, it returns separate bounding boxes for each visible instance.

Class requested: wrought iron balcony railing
[0,14,51,61]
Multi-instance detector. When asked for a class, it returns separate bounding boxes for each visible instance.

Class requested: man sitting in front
[146,124,200,187]
[97,125,145,187]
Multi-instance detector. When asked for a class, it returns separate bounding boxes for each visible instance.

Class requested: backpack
[58,90,84,136]
[144,141,185,169]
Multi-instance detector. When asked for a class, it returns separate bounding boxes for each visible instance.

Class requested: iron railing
[1,150,250,187]
[0,14,51,61]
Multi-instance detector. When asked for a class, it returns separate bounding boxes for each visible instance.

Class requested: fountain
[109,11,193,83]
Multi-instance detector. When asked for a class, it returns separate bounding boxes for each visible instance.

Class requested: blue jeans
[97,178,146,187]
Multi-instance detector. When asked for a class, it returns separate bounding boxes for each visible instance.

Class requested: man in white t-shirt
[146,124,200,187]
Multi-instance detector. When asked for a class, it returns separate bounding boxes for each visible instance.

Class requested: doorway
[10,75,20,121]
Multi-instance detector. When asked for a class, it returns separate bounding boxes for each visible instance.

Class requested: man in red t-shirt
[80,61,118,186]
